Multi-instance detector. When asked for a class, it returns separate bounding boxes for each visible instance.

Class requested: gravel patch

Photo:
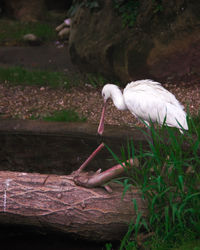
[0,81,200,128]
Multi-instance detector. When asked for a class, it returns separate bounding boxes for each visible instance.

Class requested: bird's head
[98,84,112,135]
[102,84,118,102]
[102,84,111,102]
[98,84,118,135]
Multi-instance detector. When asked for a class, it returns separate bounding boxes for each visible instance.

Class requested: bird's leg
[74,143,105,175]
[44,144,104,185]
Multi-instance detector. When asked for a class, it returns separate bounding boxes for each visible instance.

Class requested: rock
[58,27,70,40]
[55,22,66,32]
[23,34,41,46]
[56,18,71,41]
[69,0,200,83]
[64,18,71,26]
[5,0,46,22]
[56,18,71,32]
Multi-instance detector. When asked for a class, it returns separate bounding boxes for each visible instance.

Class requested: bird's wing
[125,80,184,109]
[164,103,188,130]
[124,89,187,130]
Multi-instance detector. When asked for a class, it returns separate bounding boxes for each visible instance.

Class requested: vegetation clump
[106,114,200,249]
[0,66,70,88]
[113,0,140,27]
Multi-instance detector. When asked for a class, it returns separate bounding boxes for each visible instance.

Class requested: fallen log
[0,171,147,242]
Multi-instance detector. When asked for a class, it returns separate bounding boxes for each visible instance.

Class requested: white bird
[98,79,188,135]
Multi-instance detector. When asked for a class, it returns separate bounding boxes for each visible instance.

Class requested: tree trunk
[0,171,147,242]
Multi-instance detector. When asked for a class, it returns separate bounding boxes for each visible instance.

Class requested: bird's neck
[111,87,127,111]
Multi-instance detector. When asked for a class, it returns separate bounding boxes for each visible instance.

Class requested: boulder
[69,0,200,83]
[56,18,71,40]
[23,33,42,46]
[58,27,70,40]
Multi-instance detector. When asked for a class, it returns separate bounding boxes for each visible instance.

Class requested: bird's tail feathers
[165,104,188,131]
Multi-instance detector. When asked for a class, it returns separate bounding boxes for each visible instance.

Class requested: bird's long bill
[97,101,106,135]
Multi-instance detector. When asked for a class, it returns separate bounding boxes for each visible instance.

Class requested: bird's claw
[95,168,101,174]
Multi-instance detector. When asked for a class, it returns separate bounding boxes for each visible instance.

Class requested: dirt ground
[0,42,200,128]
[0,42,76,72]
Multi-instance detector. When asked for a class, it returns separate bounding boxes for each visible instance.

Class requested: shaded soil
[0,119,147,175]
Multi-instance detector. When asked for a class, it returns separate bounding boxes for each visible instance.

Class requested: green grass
[84,73,109,88]
[0,66,109,89]
[31,109,86,122]
[0,19,56,45]
[172,239,200,250]
[0,66,73,88]
[105,112,200,249]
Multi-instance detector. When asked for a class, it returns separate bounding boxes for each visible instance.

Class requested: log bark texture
[0,171,147,241]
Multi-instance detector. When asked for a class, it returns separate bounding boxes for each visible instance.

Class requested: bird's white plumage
[99,79,188,134]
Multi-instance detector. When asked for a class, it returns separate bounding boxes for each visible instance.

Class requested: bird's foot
[73,158,138,190]
[73,169,101,187]
[73,169,113,193]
